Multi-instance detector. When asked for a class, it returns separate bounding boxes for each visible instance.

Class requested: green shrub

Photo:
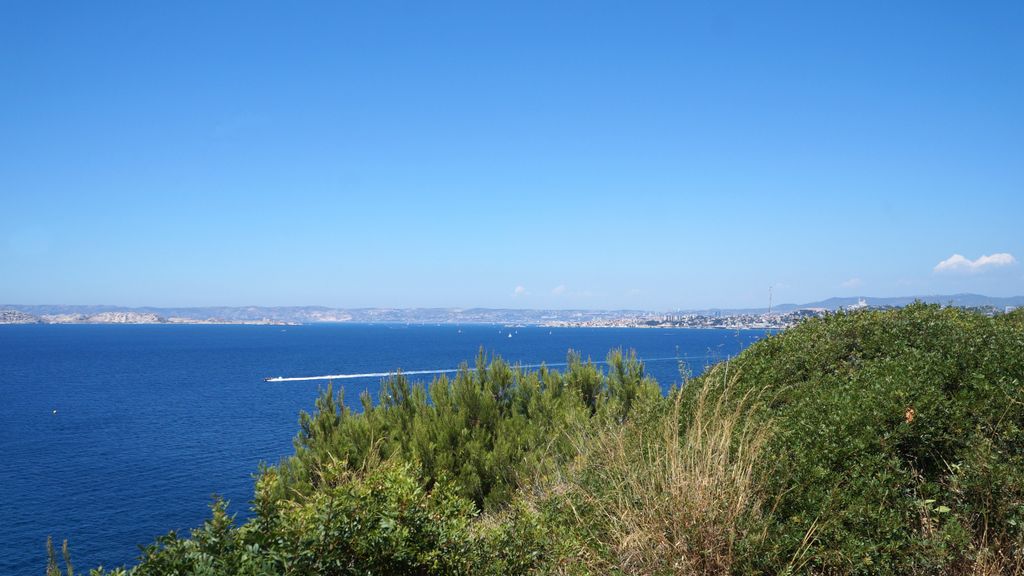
[268,348,658,511]
[80,349,655,575]
[699,304,1024,574]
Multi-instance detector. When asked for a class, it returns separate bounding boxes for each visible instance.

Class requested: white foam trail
[264,355,717,382]
[266,368,461,382]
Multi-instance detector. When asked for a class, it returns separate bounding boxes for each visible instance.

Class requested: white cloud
[841,277,863,289]
[551,284,567,296]
[513,285,527,297]
[933,253,1017,274]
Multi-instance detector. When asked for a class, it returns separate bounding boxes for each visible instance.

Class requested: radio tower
[768,286,773,316]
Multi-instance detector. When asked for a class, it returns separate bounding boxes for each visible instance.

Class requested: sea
[0,323,769,574]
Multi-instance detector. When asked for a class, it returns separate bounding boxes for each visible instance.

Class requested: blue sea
[0,323,768,574]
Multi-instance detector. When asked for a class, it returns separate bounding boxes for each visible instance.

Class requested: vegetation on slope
[267,348,659,511]
[55,305,1024,575]
[721,304,1024,573]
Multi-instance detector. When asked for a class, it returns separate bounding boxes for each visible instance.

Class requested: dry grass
[548,364,773,575]
[964,548,1024,576]
[940,534,1024,576]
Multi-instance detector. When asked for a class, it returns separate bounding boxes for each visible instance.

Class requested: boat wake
[265,368,461,382]
[264,355,718,382]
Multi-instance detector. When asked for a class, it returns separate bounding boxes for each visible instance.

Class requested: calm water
[0,324,767,573]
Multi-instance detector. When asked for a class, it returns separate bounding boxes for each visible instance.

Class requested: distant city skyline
[2,2,1021,310]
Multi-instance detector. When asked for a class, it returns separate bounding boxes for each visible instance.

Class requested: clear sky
[2,1,1021,310]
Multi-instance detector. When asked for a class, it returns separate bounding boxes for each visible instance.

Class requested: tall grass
[963,544,1024,576]
[540,363,773,575]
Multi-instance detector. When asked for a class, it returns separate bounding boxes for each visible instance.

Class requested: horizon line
[4,292,1022,314]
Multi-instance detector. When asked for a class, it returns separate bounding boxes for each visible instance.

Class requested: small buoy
[52,409,57,415]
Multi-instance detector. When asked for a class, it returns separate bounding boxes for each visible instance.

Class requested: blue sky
[2,1,1021,310]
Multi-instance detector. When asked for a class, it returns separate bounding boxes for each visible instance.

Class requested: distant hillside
[2,294,1021,325]
[775,293,1024,312]
[698,293,1024,315]
[0,304,351,323]
[0,305,648,325]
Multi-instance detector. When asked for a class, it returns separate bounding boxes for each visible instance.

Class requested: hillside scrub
[62,305,1024,575]
[718,304,1024,574]
[267,348,661,511]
